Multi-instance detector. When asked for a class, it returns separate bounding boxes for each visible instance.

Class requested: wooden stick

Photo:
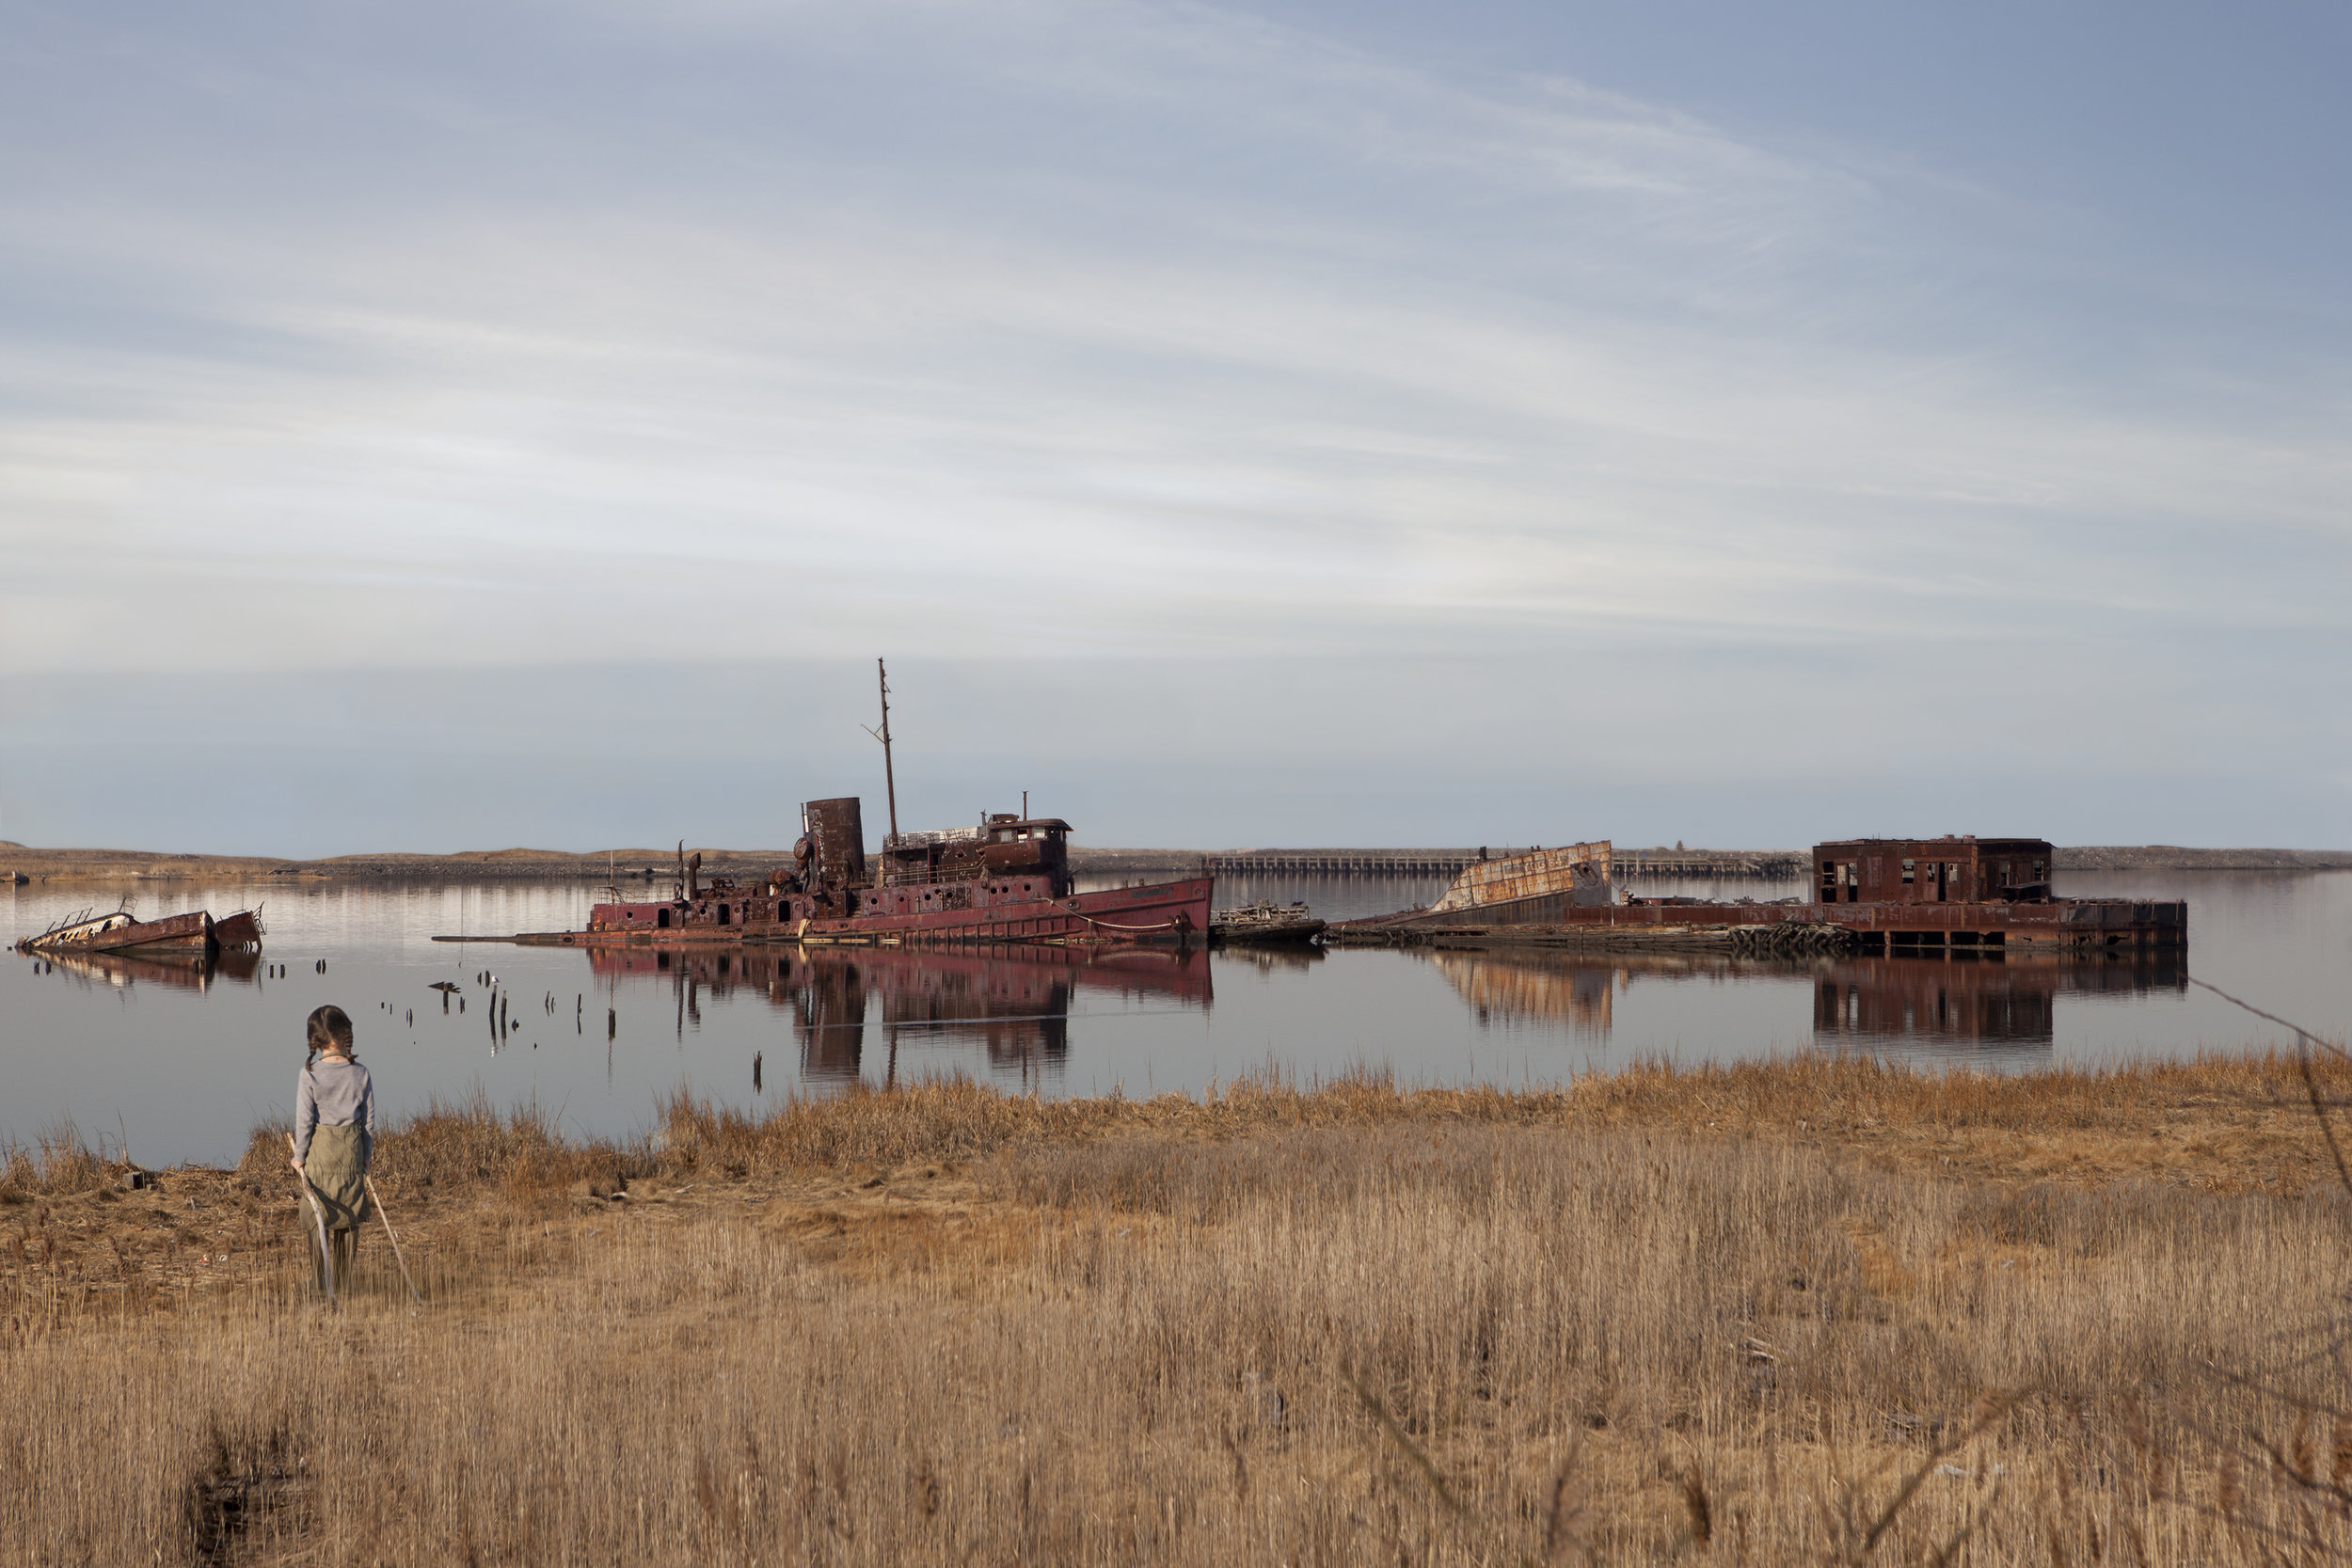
[365,1175,422,1305]
[285,1133,336,1307]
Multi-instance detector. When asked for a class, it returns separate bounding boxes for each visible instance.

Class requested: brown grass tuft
[3,1118,119,1197]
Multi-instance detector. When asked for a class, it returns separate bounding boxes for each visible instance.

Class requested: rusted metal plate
[803,798,867,891]
[210,910,263,948]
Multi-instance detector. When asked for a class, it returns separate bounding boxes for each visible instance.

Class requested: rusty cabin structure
[1814,837,2053,906]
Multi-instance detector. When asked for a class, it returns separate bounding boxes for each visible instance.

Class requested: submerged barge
[1331,835,2185,955]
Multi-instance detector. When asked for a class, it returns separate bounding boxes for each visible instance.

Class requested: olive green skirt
[303,1123,373,1234]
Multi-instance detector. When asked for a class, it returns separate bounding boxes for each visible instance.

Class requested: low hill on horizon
[5,841,2348,883]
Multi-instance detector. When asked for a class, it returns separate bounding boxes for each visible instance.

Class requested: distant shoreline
[4,840,2347,884]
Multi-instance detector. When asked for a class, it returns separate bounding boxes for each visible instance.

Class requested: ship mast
[866,657,899,847]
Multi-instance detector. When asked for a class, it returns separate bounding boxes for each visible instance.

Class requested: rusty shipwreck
[1332,835,2185,955]
[18,904,264,959]
[442,661,1211,951]
[567,800,1211,948]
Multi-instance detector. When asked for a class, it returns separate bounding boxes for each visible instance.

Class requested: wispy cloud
[0,0,2345,844]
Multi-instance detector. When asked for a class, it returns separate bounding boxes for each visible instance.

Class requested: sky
[1,0,2346,854]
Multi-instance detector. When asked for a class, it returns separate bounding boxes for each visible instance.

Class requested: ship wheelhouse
[877,814,1073,899]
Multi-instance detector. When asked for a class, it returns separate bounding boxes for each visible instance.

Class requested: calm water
[5,870,2346,1165]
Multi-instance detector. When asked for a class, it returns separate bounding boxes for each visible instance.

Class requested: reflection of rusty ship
[1813,952,2185,1046]
[1429,947,1618,1037]
[588,940,1212,1081]
[1424,945,2183,1051]
[35,944,263,991]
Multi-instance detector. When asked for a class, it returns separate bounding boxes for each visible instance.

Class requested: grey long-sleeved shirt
[293,1057,375,1162]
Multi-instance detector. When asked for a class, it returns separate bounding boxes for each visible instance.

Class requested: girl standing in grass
[290,1005,374,1290]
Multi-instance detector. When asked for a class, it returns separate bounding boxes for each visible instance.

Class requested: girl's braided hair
[304,1005,356,1068]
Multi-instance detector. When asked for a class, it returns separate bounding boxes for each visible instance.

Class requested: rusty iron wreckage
[431,662,2183,961]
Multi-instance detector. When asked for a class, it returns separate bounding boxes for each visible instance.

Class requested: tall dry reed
[7,1058,2352,1563]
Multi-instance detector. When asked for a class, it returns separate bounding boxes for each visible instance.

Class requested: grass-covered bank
[7,1053,2352,1563]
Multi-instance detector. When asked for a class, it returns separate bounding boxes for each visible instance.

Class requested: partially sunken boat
[1332,835,2185,956]
[1408,842,1617,926]
[17,904,265,958]
[453,662,1213,950]
[1209,900,1327,945]
[567,801,1211,947]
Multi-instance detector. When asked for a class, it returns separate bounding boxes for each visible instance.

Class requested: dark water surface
[5,870,2346,1165]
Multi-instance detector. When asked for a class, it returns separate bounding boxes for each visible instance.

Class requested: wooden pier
[1610,851,1804,879]
[1201,848,1802,879]
[1204,849,1486,876]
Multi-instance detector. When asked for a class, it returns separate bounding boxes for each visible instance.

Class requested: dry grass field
[7,1052,2352,1565]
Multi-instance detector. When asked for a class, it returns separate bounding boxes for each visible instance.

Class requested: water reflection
[39,945,262,992]
[4,870,2337,1165]
[1813,953,2187,1050]
[583,942,1215,1085]
[1429,949,1622,1038]
[1223,945,1327,975]
[1425,945,2190,1055]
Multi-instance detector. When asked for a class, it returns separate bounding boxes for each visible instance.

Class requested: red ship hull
[575,876,1213,948]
